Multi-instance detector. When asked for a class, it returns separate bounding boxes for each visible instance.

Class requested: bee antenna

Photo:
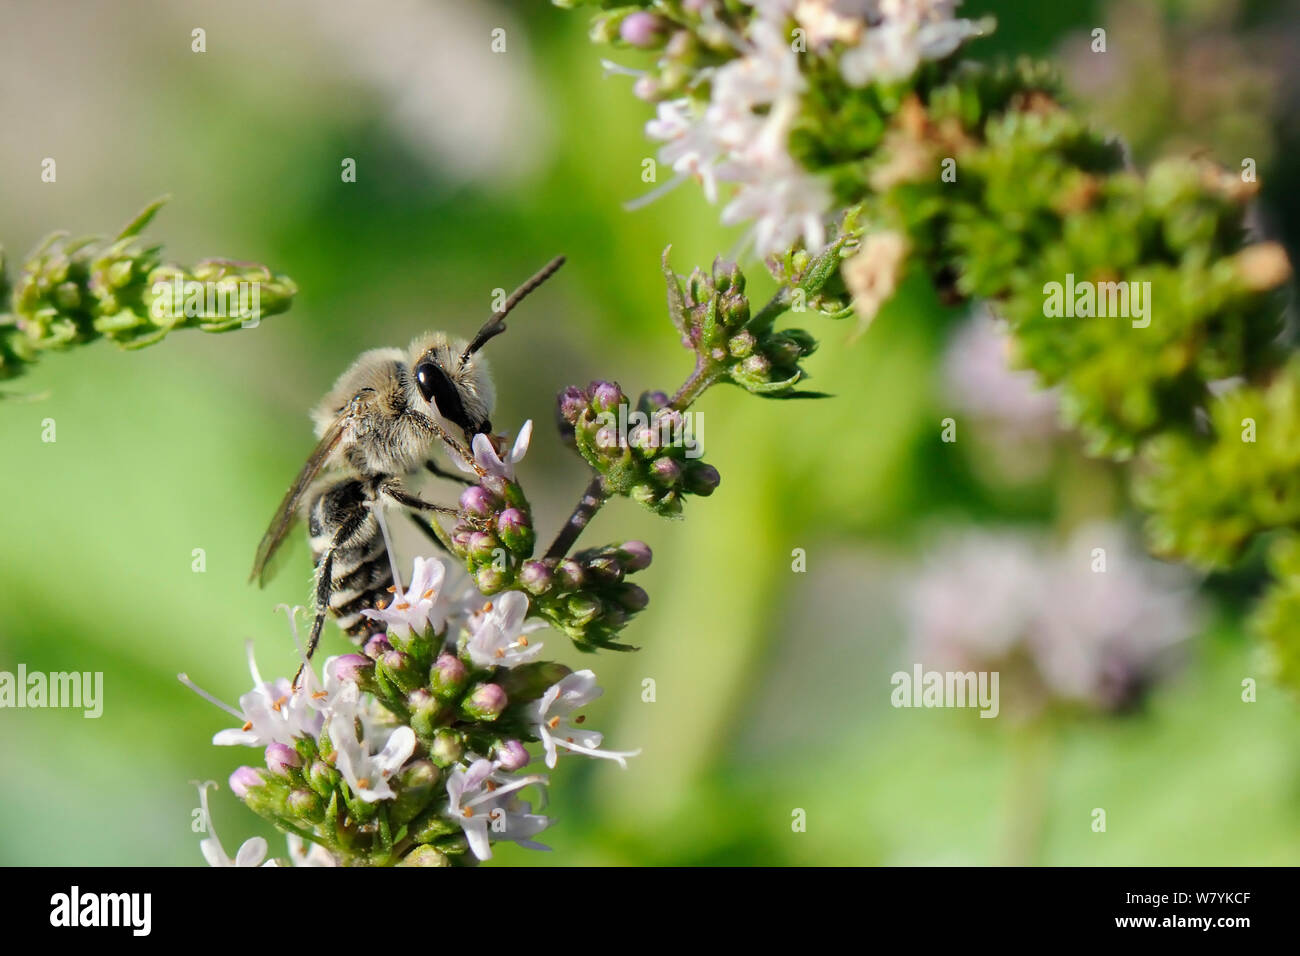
[460,255,566,365]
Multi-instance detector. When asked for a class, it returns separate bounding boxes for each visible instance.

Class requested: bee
[249,257,565,682]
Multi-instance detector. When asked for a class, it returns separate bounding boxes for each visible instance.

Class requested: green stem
[1000,717,1055,866]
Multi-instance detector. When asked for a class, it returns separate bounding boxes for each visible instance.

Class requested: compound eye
[414,361,441,402]
[414,360,471,429]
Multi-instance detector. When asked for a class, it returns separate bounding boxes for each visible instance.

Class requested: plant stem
[544,474,608,560]
[1000,717,1055,866]
[669,360,717,411]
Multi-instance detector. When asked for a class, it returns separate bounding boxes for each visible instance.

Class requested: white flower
[527,670,641,769]
[646,99,722,202]
[904,524,1200,711]
[361,556,449,638]
[466,590,548,669]
[1032,523,1197,709]
[285,834,339,867]
[194,781,271,868]
[180,640,322,749]
[328,684,417,803]
[840,0,983,85]
[634,17,830,256]
[713,20,806,114]
[458,419,532,480]
[445,758,552,861]
[906,531,1046,668]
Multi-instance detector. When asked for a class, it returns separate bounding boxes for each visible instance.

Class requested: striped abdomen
[307,477,392,637]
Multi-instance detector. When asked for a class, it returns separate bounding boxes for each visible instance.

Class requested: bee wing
[249,412,350,587]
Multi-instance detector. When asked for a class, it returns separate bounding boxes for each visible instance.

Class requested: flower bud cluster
[525,541,655,651]
[558,380,720,516]
[1,199,295,379]
[191,555,638,866]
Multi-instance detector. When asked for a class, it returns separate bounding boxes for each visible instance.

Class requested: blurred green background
[1,0,1298,865]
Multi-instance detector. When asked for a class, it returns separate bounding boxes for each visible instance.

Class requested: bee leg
[381,482,459,517]
[293,548,335,690]
[424,460,473,486]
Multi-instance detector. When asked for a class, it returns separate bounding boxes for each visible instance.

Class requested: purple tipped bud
[308,759,340,795]
[590,380,625,413]
[381,649,412,672]
[620,11,667,48]
[615,583,651,612]
[619,540,653,571]
[594,425,621,453]
[467,531,498,561]
[741,353,771,378]
[288,788,324,821]
[629,426,660,455]
[586,554,623,584]
[728,330,756,358]
[496,508,533,552]
[364,633,392,659]
[686,463,721,496]
[381,649,422,693]
[460,485,498,518]
[229,766,264,799]
[651,457,682,485]
[475,564,508,594]
[642,390,670,409]
[558,385,588,423]
[329,653,372,684]
[462,682,508,720]
[557,558,587,591]
[494,739,531,771]
[430,653,469,700]
[265,742,301,777]
[519,560,554,595]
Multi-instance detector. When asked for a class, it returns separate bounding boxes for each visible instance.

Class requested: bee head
[409,335,494,441]
[408,256,564,442]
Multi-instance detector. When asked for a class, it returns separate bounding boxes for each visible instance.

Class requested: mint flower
[328,691,417,803]
[905,525,1199,712]
[194,781,270,868]
[361,555,449,638]
[646,99,722,202]
[285,834,339,867]
[639,17,829,255]
[445,759,552,861]
[466,590,547,669]
[180,641,321,748]
[529,670,640,769]
[459,419,533,481]
[840,1,983,85]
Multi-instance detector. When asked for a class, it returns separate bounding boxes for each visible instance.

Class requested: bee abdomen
[308,478,393,639]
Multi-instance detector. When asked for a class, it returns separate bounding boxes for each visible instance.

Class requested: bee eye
[414,360,472,430]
